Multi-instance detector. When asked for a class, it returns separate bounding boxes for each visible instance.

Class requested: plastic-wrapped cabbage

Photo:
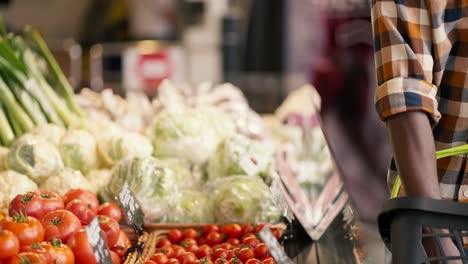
[102,157,177,222]
[212,176,281,224]
[0,147,8,171]
[59,129,99,174]
[208,135,274,182]
[152,107,235,164]
[168,190,213,223]
[5,135,64,183]
[29,124,66,145]
[160,158,202,190]
[86,169,112,192]
[39,168,95,196]
[0,170,38,214]
[97,132,153,167]
[83,119,123,141]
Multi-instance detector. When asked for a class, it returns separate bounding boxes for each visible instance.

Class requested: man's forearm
[387,111,441,199]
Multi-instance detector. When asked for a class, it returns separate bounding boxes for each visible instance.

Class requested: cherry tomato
[144,261,157,264]
[65,199,96,225]
[230,257,242,264]
[205,232,223,246]
[41,239,74,264]
[63,189,99,214]
[241,233,256,241]
[220,224,242,239]
[151,253,169,264]
[180,237,197,248]
[269,227,281,240]
[111,231,131,259]
[37,191,64,217]
[0,230,20,260]
[98,215,120,247]
[20,242,50,263]
[168,229,183,244]
[237,248,255,263]
[0,214,44,246]
[241,237,259,249]
[66,229,97,264]
[172,245,186,258]
[225,249,235,260]
[219,243,233,250]
[185,244,198,254]
[8,192,42,219]
[213,258,230,264]
[182,229,199,240]
[261,257,276,264]
[8,252,45,264]
[177,252,197,264]
[254,224,266,234]
[203,225,219,236]
[110,251,121,264]
[157,238,172,248]
[241,224,254,236]
[167,259,180,264]
[211,248,227,260]
[226,238,240,246]
[254,243,269,259]
[199,258,213,264]
[156,246,175,258]
[41,210,81,242]
[98,203,122,223]
[196,244,211,259]
[244,259,262,264]
[198,237,206,246]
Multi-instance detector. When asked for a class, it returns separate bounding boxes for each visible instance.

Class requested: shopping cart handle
[378,197,468,248]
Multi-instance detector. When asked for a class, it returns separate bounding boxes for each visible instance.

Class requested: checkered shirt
[371,0,468,200]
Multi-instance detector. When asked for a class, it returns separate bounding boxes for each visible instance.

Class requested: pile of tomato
[145,224,281,264]
[0,189,130,264]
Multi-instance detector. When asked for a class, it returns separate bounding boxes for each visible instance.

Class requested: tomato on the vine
[254,243,269,259]
[111,231,131,259]
[167,259,180,264]
[65,199,96,225]
[157,238,172,248]
[168,229,183,244]
[226,238,240,246]
[242,237,259,249]
[241,224,254,236]
[110,251,121,264]
[269,227,281,240]
[42,239,74,264]
[205,232,223,246]
[98,203,122,223]
[241,233,256,241]
[244,259,262,264]
[177,252,197,264]
[172,245,186,258]
[180,237,197,248]
[225,249,235,260]
[199,257,213,264]
[66,229,97,264]
[97,215,120,247]
[37,191,64,216]
[151,253,169,264]
[8,252,45,264]
[185,243,198,254]
[196,244,211,259]
[0,229,19,260]
[0,214,44,246]
[203,225,219,236]
[211,248,227,260]
[237,248,255,263]
[8,192,42,219]
[182,228,199,240]
[219,243,233,250]
[41,210,81,242]
[262,257,277,264]
[220,224,242,239]
[213,258,230,264]
[63,189,99,214]
[156,246,175,258]
[21,242,50,263]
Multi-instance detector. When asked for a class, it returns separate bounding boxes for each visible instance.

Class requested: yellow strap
[390,144,468,198]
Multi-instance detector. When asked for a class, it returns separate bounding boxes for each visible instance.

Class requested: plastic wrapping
[0,146,8,171]
[0,170,38,214]
[59,129,99,174]
[86,169,113,192]
[160,158,202,190]
[39,168,94,195]
[167,190,214,223]
[209,176,281,224]
[102,157,177,222]
[5,134,64,183]
[29,123,66,146]
[97,131,153,167]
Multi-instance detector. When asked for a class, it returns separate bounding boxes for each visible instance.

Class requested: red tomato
[269,227,281,240]
[111,231,131,259]
[198,237,206,246]
[241,224,254,236]
[156,246,175,258]
[211,248,227,260]
[41,210,81,242]
[144,261,157,264]
[8,192,42,219]
[182,229,199,240]
[241,233,256,241]
[172,245,186,258]
[219,243,233,250]
[63,189,99,214]
[261,257,276,264]
[21,243,50,263]
[168,259,180,264]
[98,203,122,223]
[205,232,223,246]
[0,214,44,246]
[225,250,235,260]
[237,248,255,263]
[244,259,262,264]
[41,239,74,264]
[213,258,231,264]
[66,229,96,264]
[110,251,121,264]
[226,238,240,246]
[0,230,20,260]
[97,215,120,247]
[178,252,197,264]
[230,257,242,264]
[254,224,266,234]
[180,237,197,248]
[168,229,183,244]
[220,224,242,239]
[196,244,211,258]
[157,238,172,248]
[8,252,45,264]
[254,244,269,259]
[198,258,213,264]
[151,253,169,264]
[241,237,259,249]
[37,191,64,217]
[203,225,219,236]
[185,244,198,254]
[65,199,96,225]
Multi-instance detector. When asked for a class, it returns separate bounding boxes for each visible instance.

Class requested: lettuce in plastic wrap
[211,176,281,224]
[40,168,95,196]
[0,170,38,214]
[97,131,153,167]
[160,158,202,190]
[167,190,213,223]
[86,169,113,192]
[102,157,177,222]
[59,129,99,174]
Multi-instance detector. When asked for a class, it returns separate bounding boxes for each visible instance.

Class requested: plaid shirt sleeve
[371,0,441,123]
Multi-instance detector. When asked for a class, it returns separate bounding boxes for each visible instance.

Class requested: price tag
[86,217,113,264]
[258,226,295,264]
[117,182,145,235]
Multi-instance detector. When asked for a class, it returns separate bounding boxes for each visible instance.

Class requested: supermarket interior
[0,0,436,263]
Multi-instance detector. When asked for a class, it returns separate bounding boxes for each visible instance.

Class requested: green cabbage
[102,157,177,222]
[59,129,99,174]
[97,132,153,167]
[212,176,281,224]
[86,169,113,193]
[160,158,203,190]
[0,147,8,171]
[151,107,235,164]
[39,168,94,196]
[29,124,66,145]
[168,190,213,223]
[0,170,38,214]
[5,134,64,183]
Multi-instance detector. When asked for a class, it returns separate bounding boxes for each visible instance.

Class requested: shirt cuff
[375,77,441,123]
